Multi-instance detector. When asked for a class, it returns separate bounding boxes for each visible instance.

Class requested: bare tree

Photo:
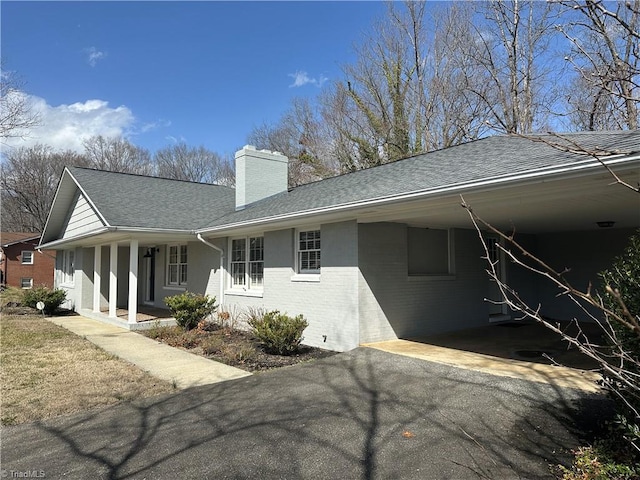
[1,145,87,232]
[463,0,557,134]
[426,2,493,148]
[154,142,234,186]
[325,1,425,170]
[82,135,152,175]
[0,65,40,141]
[248,98,335,186]
[559,0,639,130]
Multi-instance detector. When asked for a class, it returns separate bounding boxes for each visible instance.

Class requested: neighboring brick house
[0,233,56,289]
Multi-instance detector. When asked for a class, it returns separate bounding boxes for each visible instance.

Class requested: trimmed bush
[248,310,308,355]
[165,292,217,330]
[22,287,67,315]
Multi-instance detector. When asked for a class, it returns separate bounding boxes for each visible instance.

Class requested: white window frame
[166,244,188,287]
[21,251,34,264]
[228,235,264,294]
[21,277,33,289]
[296,229,321,274]
[60,250,75,286]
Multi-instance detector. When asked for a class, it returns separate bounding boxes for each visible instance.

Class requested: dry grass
[1,314,175,426]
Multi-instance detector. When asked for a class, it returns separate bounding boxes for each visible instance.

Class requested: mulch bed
[141,325,337,372]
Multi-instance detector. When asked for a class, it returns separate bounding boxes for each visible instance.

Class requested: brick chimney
[235,145,289,210]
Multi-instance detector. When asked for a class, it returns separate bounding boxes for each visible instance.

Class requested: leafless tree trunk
[0,66,40,142]
[248,97,335,186]
[82,135,153,175]
[154,142,234,186]
[559,0,639,130]
[464,0,556,134]
[1,145,87,232]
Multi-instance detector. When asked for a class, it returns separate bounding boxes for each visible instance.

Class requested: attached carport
[356,153,639,357]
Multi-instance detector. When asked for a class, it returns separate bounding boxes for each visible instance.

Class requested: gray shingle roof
[198,131,640,230]
[68,167,235,230]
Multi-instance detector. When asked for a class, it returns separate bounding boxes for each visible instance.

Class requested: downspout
[196,234,225,306]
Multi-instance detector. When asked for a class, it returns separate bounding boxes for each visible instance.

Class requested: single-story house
[1,232,56,289]
[39,131,640,351]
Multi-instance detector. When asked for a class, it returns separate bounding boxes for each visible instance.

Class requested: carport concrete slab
[364,339,601,392]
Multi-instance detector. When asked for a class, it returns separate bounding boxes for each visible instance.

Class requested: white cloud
[165,135,186,144]
[3,93,135,153]
[85,47,106,67]
[140,119,171,133]
[288,71,328,88]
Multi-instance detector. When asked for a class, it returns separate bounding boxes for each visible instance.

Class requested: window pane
[169,246,178,264]
[169,264,178,284]
[232,239,246,262]
[180,245,188,264]
[250,262,263,287]
[249,237,263,261]
[232,263,246,286]
[180,265,188,284]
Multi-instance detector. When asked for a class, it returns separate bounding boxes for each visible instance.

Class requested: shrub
[560,443,638,480]
[164,292,217,330]
[248,310,308,355]
[599,231,640,454]
[22,286,67,315]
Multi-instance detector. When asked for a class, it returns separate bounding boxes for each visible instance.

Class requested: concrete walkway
[364,339,602,392]
[48,315,251,389]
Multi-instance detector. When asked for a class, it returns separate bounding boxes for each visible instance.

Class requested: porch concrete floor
[100,306,173,323]
[364,320,603,392]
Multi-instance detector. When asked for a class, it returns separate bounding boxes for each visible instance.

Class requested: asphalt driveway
[1,348,610,479]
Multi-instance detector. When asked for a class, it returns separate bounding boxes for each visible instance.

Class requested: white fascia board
[38,226,197,250]
[197,155,640,236]
[40,167,74,246]
[3,235,41,247]
[38,227,112,250]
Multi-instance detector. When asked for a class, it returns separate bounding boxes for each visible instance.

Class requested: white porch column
[109,242,118,318]
[92,245,102,313]
[128,239,138,324]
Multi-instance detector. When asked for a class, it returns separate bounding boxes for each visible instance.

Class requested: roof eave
[38,226,197,250]
[197,154,640,236]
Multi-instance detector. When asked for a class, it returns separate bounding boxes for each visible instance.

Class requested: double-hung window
[21,251,33,264]
[167,244,188,286]
[230,236,264,290]
[21,277,33,289]
[298,230,321,273]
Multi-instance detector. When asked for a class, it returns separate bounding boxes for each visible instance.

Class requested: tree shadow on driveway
[1,348,612,479]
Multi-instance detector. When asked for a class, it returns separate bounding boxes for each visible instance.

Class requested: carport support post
[92,245,101,313]
[127,239,138,324]
[109,242,118,318]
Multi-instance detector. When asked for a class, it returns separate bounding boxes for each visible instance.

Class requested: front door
[487,236,509,320]
[142,248,155,304]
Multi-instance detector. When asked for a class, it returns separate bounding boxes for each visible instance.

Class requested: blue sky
[2,1,388,156]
